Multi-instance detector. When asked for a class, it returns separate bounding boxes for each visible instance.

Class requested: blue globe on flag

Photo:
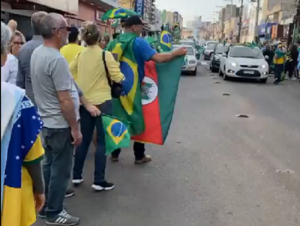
[111,121,127,137]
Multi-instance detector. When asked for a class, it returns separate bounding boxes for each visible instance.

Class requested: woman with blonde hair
[70,21,124,191]
[10,30,25,56]
[1,27,25,84]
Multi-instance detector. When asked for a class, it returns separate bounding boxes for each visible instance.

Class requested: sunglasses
[53,26,72,32]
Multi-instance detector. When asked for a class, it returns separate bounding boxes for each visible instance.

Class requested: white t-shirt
[1,54,18,84]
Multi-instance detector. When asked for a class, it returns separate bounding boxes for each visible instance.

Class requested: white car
[173,45,198,75]
[179,39,196,49]
[179,40,200,57]
[219,45,269,83]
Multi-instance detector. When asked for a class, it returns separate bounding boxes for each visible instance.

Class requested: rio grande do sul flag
[132,56,184,145]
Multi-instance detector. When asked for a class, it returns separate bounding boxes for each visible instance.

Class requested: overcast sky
[156,0,242,24]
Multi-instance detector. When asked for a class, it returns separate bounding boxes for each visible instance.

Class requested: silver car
[204,41,218,60]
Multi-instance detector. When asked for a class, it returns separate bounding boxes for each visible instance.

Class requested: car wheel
[210,62,213,72]
[260,78,268,83]
[192,67,197,76]
[212,66,218,73]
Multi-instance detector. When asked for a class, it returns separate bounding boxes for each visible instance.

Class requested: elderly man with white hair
[1,22,11,67]
[31,13,100,226]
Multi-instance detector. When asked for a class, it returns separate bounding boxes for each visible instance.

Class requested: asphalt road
[35,61,300,226]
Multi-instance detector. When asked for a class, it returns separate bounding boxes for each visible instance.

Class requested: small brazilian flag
[102,115,131,154]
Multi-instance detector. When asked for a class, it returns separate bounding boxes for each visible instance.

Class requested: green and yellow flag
[107,32,145,136]
[102,115,131,154]
[158,31,172,53]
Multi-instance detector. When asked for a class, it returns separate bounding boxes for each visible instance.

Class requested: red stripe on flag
[132,61,163,145]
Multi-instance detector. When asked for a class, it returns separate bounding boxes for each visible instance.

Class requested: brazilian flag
[107,32,145,136]
[158,31,172,53]
[102,115,130,154]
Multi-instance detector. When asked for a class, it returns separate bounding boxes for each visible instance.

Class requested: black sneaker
[38,207,46,219]
[46,210,80,226]
[65,188,75,198]
[92,181,115,191]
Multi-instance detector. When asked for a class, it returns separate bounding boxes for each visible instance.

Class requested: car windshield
[180,42,195,48]
[207,43,216,50]
[229,46,264,59]
[187,47,194,55]
[215,44,229,54]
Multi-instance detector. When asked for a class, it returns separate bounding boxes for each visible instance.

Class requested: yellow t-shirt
[60,43,85,80]
[70,45,124,105]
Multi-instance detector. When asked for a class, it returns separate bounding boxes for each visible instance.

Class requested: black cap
[68,26,80,43]
[124,15,144,27]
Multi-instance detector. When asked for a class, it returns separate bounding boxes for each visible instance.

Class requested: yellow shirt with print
[60,43,85,80]
[274,56,285,65]
[70,45,124,105]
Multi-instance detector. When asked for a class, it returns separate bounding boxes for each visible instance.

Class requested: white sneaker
[291,77,297,81]
[72,179,83,185]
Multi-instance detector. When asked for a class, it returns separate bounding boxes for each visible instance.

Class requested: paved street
[35,61,300,226]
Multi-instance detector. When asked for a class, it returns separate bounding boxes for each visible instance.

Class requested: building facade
[1,0,120,38]
[181,28,193,38]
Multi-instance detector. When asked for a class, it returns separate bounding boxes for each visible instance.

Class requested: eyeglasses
[53,27,72,32]
[12,41,25,46]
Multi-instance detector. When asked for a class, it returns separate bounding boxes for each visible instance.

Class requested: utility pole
[237,0,244,42]
[254,0,260,41]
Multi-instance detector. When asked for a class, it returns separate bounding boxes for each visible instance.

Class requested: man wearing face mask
[30,13,100,226]
[110,16,187,164]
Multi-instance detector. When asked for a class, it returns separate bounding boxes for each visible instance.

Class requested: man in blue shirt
[112,16,187,164]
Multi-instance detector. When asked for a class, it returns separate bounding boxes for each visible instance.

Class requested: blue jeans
[73,100,113,184]
[42,127,74,219]
[274,64,284,83]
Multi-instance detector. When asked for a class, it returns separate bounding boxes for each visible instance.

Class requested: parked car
[210,43,230,72]
[173,45,198,75]
[179,40,200,57]
[219,45,269,83]
[204,42,218,60]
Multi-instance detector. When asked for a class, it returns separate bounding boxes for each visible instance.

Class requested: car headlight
[231,62,237,67]
[261,64,267,68]
[189,60,197,64]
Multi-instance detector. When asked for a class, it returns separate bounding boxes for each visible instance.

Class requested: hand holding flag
[172,47,187,57]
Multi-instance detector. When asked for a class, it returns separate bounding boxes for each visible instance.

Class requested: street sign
[135,0,144,17]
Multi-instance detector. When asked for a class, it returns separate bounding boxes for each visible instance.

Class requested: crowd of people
[1,11,186,226]
[262,41,300,84]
